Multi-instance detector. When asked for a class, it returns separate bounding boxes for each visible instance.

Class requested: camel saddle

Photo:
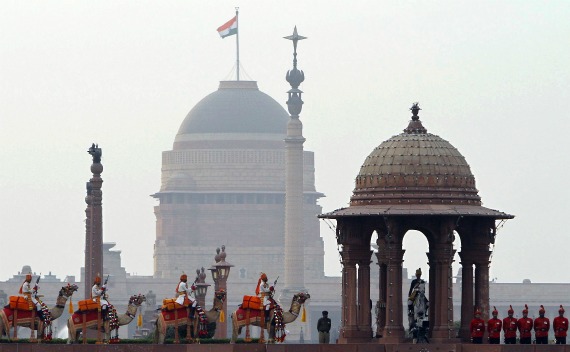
[242,295,262,310]
[77,299,99,312]
[161,298,186,311]
[8,296,33,311]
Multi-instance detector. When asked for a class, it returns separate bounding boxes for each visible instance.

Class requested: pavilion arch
[320,104,513,343]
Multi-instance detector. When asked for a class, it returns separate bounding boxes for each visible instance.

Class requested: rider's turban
[94,275,101,284]
[260,272,268,281]
[25,273,32,281]
[180,273,188,281]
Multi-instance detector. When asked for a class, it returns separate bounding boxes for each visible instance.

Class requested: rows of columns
[336,219,493,344]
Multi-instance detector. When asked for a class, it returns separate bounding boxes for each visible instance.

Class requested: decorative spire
[284,26,306,117]
[404,102,427,134]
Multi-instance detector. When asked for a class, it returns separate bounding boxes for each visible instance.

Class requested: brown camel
[0,284,79,342]
[154,289,226,344]
[67,294,146,344]
[230,292,310,343]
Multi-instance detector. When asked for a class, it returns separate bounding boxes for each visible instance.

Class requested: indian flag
[217,16,238,38]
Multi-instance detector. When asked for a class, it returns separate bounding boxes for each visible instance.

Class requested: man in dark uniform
[487,306,502,344]
[534,305,550,344]
[317,311,332,344]
[407,268,423,316]
[554,305,568,344]
[470,308,485,344]
[518,304,533,344]
[503,305,518,344]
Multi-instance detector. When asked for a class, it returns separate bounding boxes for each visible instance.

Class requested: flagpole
[235,7,240,81]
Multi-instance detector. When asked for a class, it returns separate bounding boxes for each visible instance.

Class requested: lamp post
[195,267,210,308]
[209,245,233,339]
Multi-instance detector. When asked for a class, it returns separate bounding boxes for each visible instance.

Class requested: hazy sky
[1,1,568,283]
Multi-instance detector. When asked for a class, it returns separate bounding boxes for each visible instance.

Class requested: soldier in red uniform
[518,304,533,344]
[534,305,550,344]
[503,305,518,344]
[470,308,485,344]
[554,305,568,344]
[487,306,502,344]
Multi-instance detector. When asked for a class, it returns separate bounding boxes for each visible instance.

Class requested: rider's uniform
[21,281,42,311]
[92,283,109,309]
[175,280,197,308]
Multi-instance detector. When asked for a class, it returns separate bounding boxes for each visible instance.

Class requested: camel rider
[408,268,424,315]
[256,273,275,322]
[92,275,109,314]
[175,274,197,318]
[19,273,43,312]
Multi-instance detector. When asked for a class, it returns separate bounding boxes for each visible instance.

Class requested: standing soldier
[534,305,550,344]
[554,305,568,344]
[518,304,533,344]
[487,306,502,344]
[503,305,518,344]
[470,308,485,344]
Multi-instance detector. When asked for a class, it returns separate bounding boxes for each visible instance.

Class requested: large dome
[176,81,288,135]
[351,104,481,206]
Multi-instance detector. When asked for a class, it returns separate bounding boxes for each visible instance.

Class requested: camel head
[293,292,310,304]
[60,283,79,298]
[129,294,146,307]
[214,289,226,310]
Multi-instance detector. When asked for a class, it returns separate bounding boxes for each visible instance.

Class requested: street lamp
[209,245,233,339]
[195,267,210,308]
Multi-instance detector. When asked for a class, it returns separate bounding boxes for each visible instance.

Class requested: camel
[0,283,79,342]
[67,294,146,344]
[154,289,226,344]
[230,292,310,343]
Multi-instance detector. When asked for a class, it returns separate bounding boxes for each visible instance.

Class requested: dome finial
[404,102,427,134]
[410,102,421,121]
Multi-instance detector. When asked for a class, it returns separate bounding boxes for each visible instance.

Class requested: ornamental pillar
[428,244,456,341]
[474,258,491,322]
[458,252,474,341]
[380,247,406,342]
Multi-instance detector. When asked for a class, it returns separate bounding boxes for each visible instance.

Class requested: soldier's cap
[415,268,422,277]
[560,305,565,314]
[523,304,529,314]
[539,305,545,314]
[492,306,498,316]
[508,305,514,314]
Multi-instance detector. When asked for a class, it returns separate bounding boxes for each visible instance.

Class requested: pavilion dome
[351,104,481,206]
[176,80,288,136]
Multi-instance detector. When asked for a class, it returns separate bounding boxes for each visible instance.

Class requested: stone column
[85,144,103,299]
[357,253,372,335]
[340,250,358,340]
[428,244,456,341]
[381,248,405,342]
[376,261,387,337]
[458,252,474,341]
[474,259,490,322]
